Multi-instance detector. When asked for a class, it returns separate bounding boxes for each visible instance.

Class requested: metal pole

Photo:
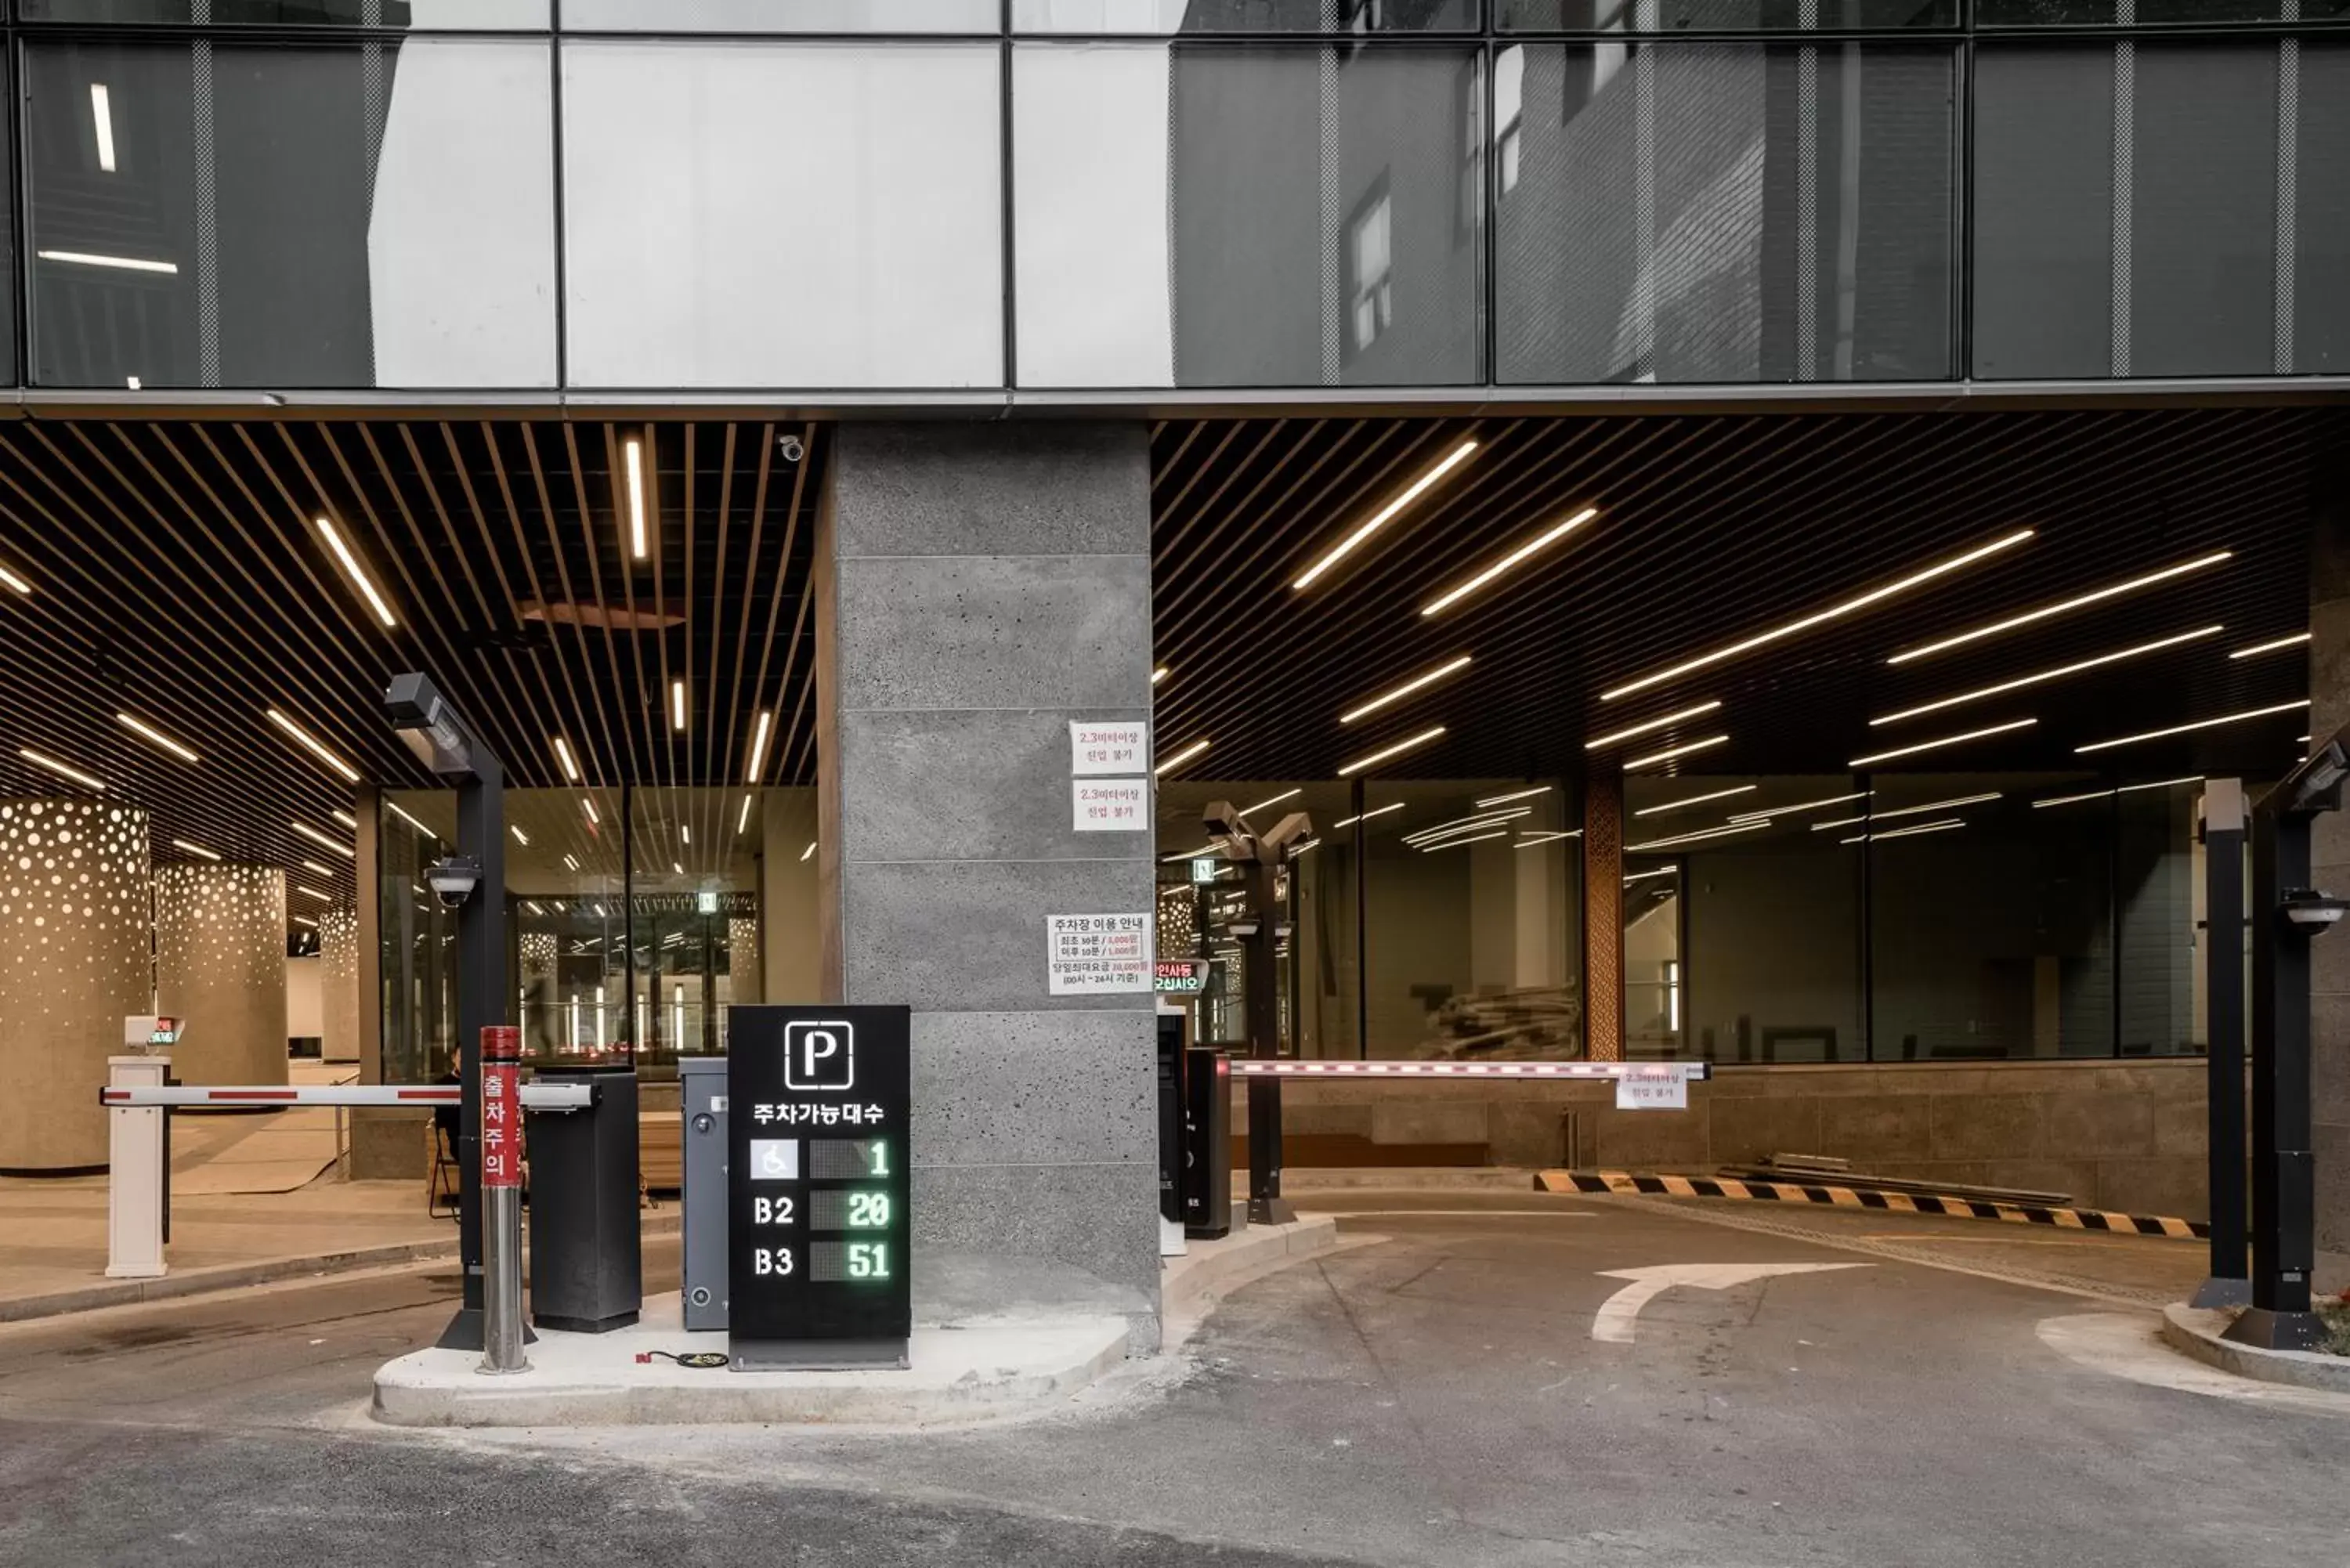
[1244,854,1293,1227]
[438,753,506,1351]
[2193,780,2249,1306]
[478,1024,529,1375]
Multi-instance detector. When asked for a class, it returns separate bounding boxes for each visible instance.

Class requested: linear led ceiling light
[0,563,29,595]
[115,712,198,764]
[624,436,649,561]
[295,884,333,902]
[745,710,773,782]
[736,793,754,835]
[90,84,116,172]
[1422,506,1599,618]
[1727,790,1869,823]
[2033,775,2205,809]
[1887,551,2232,665]
[1841,818,1965,846]
[1623,865,1678,883]
[265,708,361,785]
[800,840,817,863]
[331,809,357,829]
[1849,718,2035,769]
[18,747,105,791]
[1810,793,2001,831]
[2075,699,2310,754]
[1423,830,1507,851]
[511,826,530,847]
[582,797,600,826]
[386,801,432,835]
[552,736,580,783]
[1339,724,1446,776]
[1585,702,1723,752]
[671,679,688,731]
[294,916,318,929]
[316,515,396,629]
[1332,802,1405,829]
[301,859,334,877]
[680,824,692,845]
[1292,439,1479,590]
[1515,829,1580,848]
[1152,666,1170,685]
[37,250,177,274]
[1634,785,1757,818]
[291,820,355,858]
[1625,819,1770,854]
[1340,655,1472,724]
[1870,627,2225,727]
[1155,738,1210,777]
[2229,632,2311,660]
[563,853,582,871]
[1623,735,1729,771]
[1476,786,1553,808]
[1242,789,1300,815]
[1404,807,1532,845]
[171,840,220,862]
[1603,530,2034,702]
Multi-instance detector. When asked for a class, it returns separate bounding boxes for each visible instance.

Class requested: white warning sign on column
[1072,778,1149,833]
[1615,1064,1692,1111]
[1047,913,1153,995]
[1069,721,1149,777]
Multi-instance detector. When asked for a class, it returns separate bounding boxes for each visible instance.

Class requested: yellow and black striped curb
[1535,1169,2206,1240]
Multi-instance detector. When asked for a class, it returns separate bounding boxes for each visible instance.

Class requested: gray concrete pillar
[154,864,289,1087]
[818,422,1160,1346]
[319,903,361,1064]
[2309,450,2350,1258]
[0,799,152,1172]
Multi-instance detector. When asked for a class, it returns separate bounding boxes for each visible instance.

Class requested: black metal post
[436,751,504,1352]
[2228,804,2324,1350]
[1244,856,1293,1227]
[2193,780,2250,1307]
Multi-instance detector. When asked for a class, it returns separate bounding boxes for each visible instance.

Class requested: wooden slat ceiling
[0,419,824,918]
[1148,405,2338,788]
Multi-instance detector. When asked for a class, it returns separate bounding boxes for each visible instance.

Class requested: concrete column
[154,864,288,1087]
[2308,450,2350,1257]
[319,903,361,1063]
[356,786,385,1084]
[1584,772,1625,1061]
[819,422,1159,1345]
[0,799,152,1173]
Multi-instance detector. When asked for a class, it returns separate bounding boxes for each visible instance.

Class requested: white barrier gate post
[106,1054,169,1279]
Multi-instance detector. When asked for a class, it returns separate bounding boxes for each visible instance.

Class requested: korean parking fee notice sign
[727,1005,912,1370]
[1047,913,1152,995]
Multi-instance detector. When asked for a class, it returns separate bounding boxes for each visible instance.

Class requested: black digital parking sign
[727,1004,912,1371]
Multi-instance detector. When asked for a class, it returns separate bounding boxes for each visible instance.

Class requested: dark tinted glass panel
[26,39,556,390]
[568,0,996,29]
[2296,45,2350,373]
[2131,43,2276,376]
[1496,42,1952,385]
[20,1,548,23]
[2115,782,2199,1057]
[1972,47,2114,378]
[1978,0,2350,23]
[1016,0,1475,30]
[1499,1,1955,28]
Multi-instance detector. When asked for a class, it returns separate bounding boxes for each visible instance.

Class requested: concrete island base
[373,1216,1340,1429]
[2161,1303,2350,1393]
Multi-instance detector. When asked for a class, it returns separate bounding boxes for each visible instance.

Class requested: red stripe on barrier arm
[395,1087,457,1100]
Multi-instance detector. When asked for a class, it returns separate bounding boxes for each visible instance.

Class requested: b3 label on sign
[751,1247,795,1277]
[784,1021,856,1092]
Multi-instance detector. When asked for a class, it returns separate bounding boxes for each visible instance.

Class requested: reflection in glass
[20,1,550,23]
[1015,0,1477,31]
[562,42,1002,390]
[1496,42,1954,385]
[25,38,555,389]
[564,0,998,29]
[1014,42,1481,388]
[1500,1,1956,24]
[1976,0,2348,23]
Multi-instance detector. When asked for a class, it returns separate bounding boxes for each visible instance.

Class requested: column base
[2221,1306,2328,1352]
[2189,1275,2252,1308]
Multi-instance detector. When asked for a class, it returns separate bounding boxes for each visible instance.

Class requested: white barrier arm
[1223,1060,1711,1082]
[98,1082,596,1111]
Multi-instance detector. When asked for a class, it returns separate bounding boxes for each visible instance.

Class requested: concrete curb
[1161,1216,1341,1327]
[0,1210,682,1326]
[1280,1168,1531,1192]
[2161,1303,2350,1393]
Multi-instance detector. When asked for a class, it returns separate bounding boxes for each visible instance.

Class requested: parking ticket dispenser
[1182,1046,1231,1240]
[727,1006,912,1371]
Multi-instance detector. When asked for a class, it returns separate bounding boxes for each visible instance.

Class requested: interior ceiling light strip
[1160,840,1219,863]
[1241,788,1301,815]
[564,853,581,870]
[511,826,530,847]
[582,797,600,826]
[1293,439,1478,591]
[2229,632,2311,659]
[37,249,178,274]
[18,746,105,791]
[1727,790,1870,822]
[1421,506,1600,618]
[114,712,198,764]
[737,793,754,835]
[1625,819,1770,854]
[1288,837,1321,857]
[1403,806,1530,841]
[265,708,361,785]
[746,710,774,782]
[295,884,333,902]
[1155,738,1210,777]
[386,801,432,835]
[553,735,581,783]
[2075,700,2309,754]
[1869,627,2225,727]
[1633,784,1758,818]
[2032,775,2206,809]
[1886,551,2233,665]
[1515,830,1581,847]
[1474,786,1553,807]
[294,916,318,929]
[1623,735,1729,771]
[1404,807,1532,845]
[301,859,334,876]
[1332,802,1405,829]
[90,83,115,172]
[291,820,355,858]
[1152,666,1169,685]
[1338,724,1447,776]
[316,515,396,629]
[1340,655,1473,724]
[671,680,688,731]
[1602,530,2033,702]
[331,810,357,830]
[1585,702,1721,751]
[799,841,817,863]
[1810,792,2001,830]
[1849,718,2036,769]
[1422,829,1509,851]
[0,563,29,595]
[1842,818,1967,845]
[625,436,649,562]
[170,840,220,862]
[1623,865,1678,883]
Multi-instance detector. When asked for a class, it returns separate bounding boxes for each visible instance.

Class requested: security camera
[1260,812,1314,855]
[426,855,483,909]
[2281,890,2350,931]
[1202,801,1250,854]
[778,435,805,464]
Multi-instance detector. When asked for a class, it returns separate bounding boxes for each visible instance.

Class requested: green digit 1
[870,1140,890,1177]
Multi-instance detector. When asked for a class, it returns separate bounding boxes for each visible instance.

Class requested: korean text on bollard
[479,1025,529,1375]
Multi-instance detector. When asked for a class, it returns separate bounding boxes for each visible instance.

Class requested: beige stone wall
[1262,1057,2215,1220]
[318,904,361,1063]
[154,863,288,1086]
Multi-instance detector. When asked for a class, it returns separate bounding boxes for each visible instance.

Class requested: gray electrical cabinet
[678,1055,729,1331]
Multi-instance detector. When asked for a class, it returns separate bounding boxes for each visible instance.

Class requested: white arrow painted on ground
[1591,1262,1870,1344]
